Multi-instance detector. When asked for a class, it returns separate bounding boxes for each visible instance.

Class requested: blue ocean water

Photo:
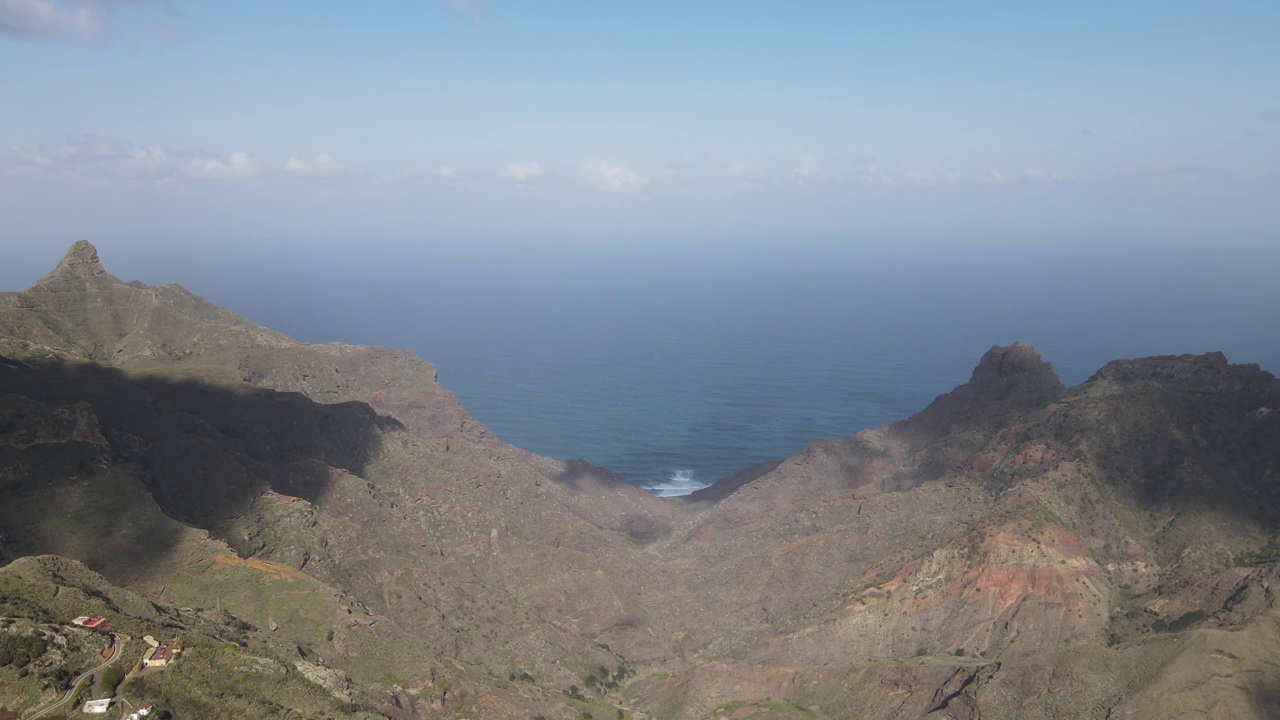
[143,237,1280,496]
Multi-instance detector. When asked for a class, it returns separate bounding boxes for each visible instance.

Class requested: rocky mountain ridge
[1,241,1278,720]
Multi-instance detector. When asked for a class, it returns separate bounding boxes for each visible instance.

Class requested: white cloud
[793,155,819,180]
[897,170,962,186]
[852,164,1070,187]
[8,136,121,168]
[1017,169,1053,182]
[284,154,348,179]
[582,159,650,192]
[1118,162,1217,181]
[502,161,543,183]
[982,168,1063,184]
[857,166,1072,187]
[0,0,96,39]
[2,136,177,180]
[724,161,776,187]
[0,0,158,42]
[398,165,473,186]
[3,137,279,185]
[119,145,171,178]
[183,151,267,181]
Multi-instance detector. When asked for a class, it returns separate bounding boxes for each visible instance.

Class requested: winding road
[24,634,125,720]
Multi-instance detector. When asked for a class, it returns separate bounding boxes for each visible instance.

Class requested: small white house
[83,698,112,713]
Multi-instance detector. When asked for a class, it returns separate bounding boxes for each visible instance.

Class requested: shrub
[1169,610,1207,632]
[1236,540,1280,567]
[101,664,126,695]
[0,633,46,667]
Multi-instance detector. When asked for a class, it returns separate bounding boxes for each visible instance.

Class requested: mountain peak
[52,240,105,279]
[970,342,1059,387]
[28,240,122,293]
[907,342,1065,434]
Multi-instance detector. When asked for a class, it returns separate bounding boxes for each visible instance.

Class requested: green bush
[1236,539,1280,567]
[101,664,127,695]
[1169,610,1207,632]
[0,632,46,667]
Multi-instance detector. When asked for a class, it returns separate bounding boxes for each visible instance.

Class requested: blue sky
[1,0,1278,257]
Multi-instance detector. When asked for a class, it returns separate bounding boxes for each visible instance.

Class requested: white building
[82,698,112,713]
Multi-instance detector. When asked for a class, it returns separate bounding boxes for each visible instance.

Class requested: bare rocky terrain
[1,241,1278,719]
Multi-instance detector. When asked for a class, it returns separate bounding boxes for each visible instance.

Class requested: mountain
[2,241,1279,720]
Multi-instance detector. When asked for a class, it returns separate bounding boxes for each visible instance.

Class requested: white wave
[647,469,708,497]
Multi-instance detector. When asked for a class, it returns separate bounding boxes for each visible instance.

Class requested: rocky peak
[1083,352,1280,408]
[908,343,1065,434]
[52,240,106,279]
[26,240,127,295]
[1087,352,1233,385]
[968,342,1063,399]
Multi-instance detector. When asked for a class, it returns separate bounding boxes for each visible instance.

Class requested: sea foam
[647,469,706,497]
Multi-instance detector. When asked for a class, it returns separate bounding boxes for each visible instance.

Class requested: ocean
[123,236,1280,496]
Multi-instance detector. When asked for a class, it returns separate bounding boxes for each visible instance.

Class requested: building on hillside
[71,615,112,634]
[83,698,113,713]
[142,634,160,648]
[142,645,179,667]
[127,705,155,719]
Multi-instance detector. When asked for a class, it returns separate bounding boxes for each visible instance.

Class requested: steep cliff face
[2,242,1279,720]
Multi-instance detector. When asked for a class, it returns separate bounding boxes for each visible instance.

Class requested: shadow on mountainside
[552,458,633,492]
[1042,352,1280,527]
[549,459,681,543]
[0,357,398,584]
[1251,676,1280,719]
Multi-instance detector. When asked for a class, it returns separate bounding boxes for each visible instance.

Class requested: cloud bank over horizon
[1,0,1277,247]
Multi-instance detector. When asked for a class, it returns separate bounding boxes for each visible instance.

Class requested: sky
[1,0,1279,266]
